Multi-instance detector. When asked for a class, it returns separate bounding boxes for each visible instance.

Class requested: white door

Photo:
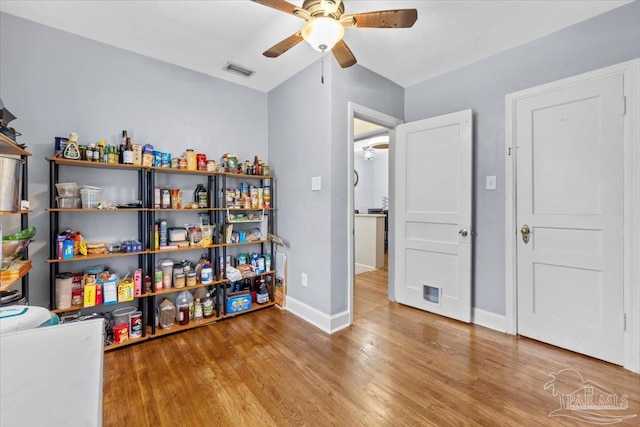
[394,110,473,322]
[515,73,625,364]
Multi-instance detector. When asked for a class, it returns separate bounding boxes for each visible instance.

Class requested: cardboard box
[83,283,96,308]
[132,144,142,166]
[226,291,252,314]
[275,252,287,308]
[118,280,134,302]
[274,276,286,308]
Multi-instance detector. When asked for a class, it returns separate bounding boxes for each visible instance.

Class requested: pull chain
[321,58,325,84]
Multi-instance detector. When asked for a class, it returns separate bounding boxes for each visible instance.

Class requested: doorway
[347,103,402,326]
[353,120,389,275]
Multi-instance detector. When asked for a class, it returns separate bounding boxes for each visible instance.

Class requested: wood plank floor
[104,265,640,426]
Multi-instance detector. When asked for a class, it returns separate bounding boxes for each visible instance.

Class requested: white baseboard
[355,263,376,275]
[285,296,350,334]
[472,308,507,333]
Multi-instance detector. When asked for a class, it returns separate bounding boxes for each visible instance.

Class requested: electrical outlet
[301,272,308,288]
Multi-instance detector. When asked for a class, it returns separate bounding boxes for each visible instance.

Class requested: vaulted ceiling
[0,1,631,92]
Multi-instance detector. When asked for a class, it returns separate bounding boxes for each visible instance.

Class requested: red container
[113,324,129,344]
[197,153,207,171]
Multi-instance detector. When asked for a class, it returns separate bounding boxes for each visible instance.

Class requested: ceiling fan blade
[332,39,357,68]
[342,9,418,28]
[251,0,301,17]
[263,32,304,58]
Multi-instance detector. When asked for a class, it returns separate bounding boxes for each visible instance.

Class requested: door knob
[459,229,468,237]
[521,225,530,244]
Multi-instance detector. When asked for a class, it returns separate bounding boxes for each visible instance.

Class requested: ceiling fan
[251,0,418,68]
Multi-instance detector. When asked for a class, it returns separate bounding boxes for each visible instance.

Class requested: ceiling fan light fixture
[301,17,344,52]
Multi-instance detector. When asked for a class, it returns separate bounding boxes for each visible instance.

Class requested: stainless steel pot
[0,156,23,212]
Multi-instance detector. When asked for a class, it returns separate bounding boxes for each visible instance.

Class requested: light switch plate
[486,175,496,190]
[311,176,321,191]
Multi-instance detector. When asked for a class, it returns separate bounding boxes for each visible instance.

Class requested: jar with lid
[86,144,94,162]
[185,149,196,170]
[186,272,197,287]
[174,273,186,289]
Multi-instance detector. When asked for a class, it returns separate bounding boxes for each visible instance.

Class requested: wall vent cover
[223,62,255,78]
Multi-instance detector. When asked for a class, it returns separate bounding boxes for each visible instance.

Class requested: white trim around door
[347,102,403,326]
[505,58,640,373]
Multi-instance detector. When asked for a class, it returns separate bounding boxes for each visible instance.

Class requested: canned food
[129,311,142,338]
[197,154,207,171]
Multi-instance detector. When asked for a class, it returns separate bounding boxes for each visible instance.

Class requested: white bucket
[0,156,23,212]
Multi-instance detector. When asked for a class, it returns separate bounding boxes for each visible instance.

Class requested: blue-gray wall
[405,1,640,316]
[268,58,403,319]
[1,13,268,307]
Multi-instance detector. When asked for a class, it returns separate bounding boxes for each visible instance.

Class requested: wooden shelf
[51,294,150,314]
[150,244,220,254]
[47,157,142,171]
[0,262,32,291]
[149,207,214,212]
[0,209,32,215]
[104,335,150,351]
[151,279,226,296]
[46,207,147,212]
[222,171,272,179]
[224,239,269,247]
[151,315,222,337]
[0,133,31,156]
[151,166,214,175]
[46,251,148,263]
[223,300,275,318]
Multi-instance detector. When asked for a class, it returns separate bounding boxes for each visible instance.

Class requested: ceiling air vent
[223,62,255,78]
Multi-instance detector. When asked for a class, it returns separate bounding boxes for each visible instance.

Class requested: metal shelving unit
[0,133,31,299]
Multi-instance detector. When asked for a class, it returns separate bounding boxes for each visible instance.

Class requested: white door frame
[347,102,403,325]
[505,59,640,373]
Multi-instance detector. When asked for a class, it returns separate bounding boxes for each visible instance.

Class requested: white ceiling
[0,0,631,92]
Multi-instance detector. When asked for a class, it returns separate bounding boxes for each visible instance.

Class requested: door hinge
[622,96,627,116]
[622,313,627,331]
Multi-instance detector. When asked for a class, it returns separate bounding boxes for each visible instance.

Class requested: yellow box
[83,283,96,308]
[118,280,135,302]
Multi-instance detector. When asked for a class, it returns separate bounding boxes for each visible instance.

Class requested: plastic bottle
[257,277,269,304]
[177,295,190,325]
[203,293,214,318]
[194,298,203,323]
[194,184,208,208]
[201,262,213,285]
[99,139,107,163]
[195,253,208,282]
